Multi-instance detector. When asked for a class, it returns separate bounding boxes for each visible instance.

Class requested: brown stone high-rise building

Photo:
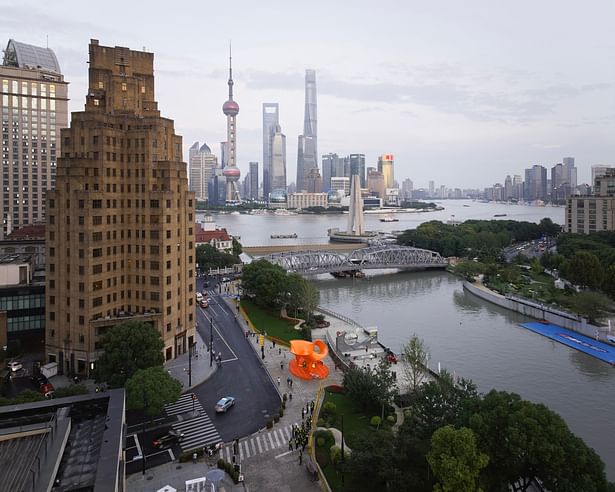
[45,40,196,376]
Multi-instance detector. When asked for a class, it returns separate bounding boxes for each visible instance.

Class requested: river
[203,200,615,479]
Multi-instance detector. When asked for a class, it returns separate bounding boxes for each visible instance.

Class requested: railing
[315,306,363,329]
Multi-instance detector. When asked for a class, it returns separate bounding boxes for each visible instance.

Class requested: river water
[203,200,615,479]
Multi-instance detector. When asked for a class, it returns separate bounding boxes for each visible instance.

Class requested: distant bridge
[267,245,448,275]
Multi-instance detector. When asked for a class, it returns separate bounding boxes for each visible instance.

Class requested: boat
[493,213,507,217]
[380,214,399,223]
[270,233,298,239]
[463,204,470,207]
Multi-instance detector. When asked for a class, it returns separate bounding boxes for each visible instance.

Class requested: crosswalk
[220,424,297,462]
[164,393,204,416]
[164,394,221,453]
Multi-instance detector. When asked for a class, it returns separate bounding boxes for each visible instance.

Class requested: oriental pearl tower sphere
[222,45,241,203]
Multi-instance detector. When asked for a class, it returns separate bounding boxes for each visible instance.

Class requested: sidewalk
[224,295,344,492]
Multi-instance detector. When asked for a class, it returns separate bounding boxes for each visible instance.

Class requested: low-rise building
[565,196,615,233]
[195,222,233,253]
[287,192,328,210]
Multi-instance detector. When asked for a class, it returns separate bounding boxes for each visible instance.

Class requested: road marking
[268,433,275,449]
[283,427,291,440]
[168,449,175,461]
[273,430,281,447]
[256,436,263,453]
[250,439,257,456]
[243,441,250,458]
[134,435,142,459]
[261,435,268,451]
[275,450,294,459]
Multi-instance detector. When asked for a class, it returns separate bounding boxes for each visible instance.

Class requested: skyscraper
[189,142,217,200]
[504,175,513,200]
[222,47,240,202]
[367,167,385,198]
[1,39,69,235]
[249,161,259,200]
[349,154,366,188]
[297,70,317,192]
[262,103,279,198]
[45,40,195,375]
[377,154,394,189]
[428,180,435,197]
[271,124,286,191]
[321,153,344,192]
[524,165,547,201]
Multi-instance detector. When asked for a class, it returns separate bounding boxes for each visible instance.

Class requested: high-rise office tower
[271,124,286,191]
[592,165,613,188]
[262,103,279,198]
[377,154,394,189]
[349,154,366,188]
[249,161,259,200]
[321,153,338,193]
[1,39,69,235]
[504,175,513,200]
[45,40,196,375]
[189,142,217,200]
[306,168,322,193]
[297,70,317,192]
[513,175,523,201]
[367,167,385,198]
[222,48,240,202]
[428,180,435,197]
[401,178,414,200]
[524,165,547,201]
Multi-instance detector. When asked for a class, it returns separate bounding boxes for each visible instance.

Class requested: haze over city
[4,0,615,187]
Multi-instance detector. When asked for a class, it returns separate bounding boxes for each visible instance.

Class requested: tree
[468,390,613,492]
[402,335,429,392]
[94,321,164,387]
[566,291,614,324]
[232,237,243,257]
[342,431,395,491]
[125,367,182,418]
[404,370,479,441]
[602,264,615,299]
[559,251,604,289]
[196,244,237,271]
[427,425,488,492]
[343,359,398,412]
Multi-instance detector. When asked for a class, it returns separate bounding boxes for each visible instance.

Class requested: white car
[8,360,23,372]
[196,292,203,302]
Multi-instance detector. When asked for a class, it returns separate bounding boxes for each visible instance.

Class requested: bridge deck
[244,243,367,255]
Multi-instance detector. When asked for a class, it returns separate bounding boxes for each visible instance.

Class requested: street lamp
[210,317,214,368]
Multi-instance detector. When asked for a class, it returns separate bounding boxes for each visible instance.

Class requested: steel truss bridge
[267,245,448,275]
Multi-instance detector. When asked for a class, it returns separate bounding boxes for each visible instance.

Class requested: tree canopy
[196,243,238,271]
[343,359,398,412]
[94,320,164,387]
[125,367,182,418]
[402,334,429,392]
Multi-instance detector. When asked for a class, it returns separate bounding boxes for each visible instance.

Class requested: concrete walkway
[316,426,352,454]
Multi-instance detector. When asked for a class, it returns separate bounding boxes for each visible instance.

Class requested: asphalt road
[193,276,281,442]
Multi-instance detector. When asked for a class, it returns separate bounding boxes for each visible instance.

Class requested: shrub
[279,408,284,418]
[317,418,326,427]
[387,414,396,424]
[273,414,280,423]
[231,470,240,483]
[370,416,381,427]
[281,401,286,410]
[224,461,233,474]
[330,445,343,466]
[217,459,225,469]
[282,393,288,402]
[54,384,89,398]
[322,401,337,417]
[266,420,273,429]
[316,436,326,447]
[313,429,335,448]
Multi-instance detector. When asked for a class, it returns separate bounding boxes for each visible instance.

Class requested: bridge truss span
[267,245,447,275]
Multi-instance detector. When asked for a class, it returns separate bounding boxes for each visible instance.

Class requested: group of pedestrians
[301,400,315,420]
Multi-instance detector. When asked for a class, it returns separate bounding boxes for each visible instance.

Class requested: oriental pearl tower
[222,45,241,203]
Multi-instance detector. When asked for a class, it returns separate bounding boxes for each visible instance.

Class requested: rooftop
[6,224,46,240]
[3,39,61,73]
[0,253,33,265]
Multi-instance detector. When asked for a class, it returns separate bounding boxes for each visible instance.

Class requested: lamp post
[188,341,193,387]
[141,394,148,475]
[210,317,214,368]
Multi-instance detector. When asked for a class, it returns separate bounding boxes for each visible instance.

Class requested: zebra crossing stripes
[221,424,297,462]
[172,415,221,453]
[164,393,204,417]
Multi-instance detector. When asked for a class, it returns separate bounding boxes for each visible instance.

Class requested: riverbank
[463,280,613,345]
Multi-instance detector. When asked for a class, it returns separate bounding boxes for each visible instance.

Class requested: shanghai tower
[297,69,317,192]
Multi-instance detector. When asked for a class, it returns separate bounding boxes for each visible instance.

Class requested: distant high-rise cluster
[189,141,217,200]
[0,39,69,235]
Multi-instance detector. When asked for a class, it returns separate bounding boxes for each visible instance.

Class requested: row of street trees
[196,238,242,272]
[94,321,181,417]
[338,334,614,491]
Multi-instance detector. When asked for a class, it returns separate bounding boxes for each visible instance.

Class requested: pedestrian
[278,348,282,355]
[290,378,293,388]
[192,452,197,464]
[299,450,303,465]
[301,407,305,420]
[289,392,292,401]
[273,340,276,349]
[280,361,284,371]
[288,439,293,451]
[277,376,281,386]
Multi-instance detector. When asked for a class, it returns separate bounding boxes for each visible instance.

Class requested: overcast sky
[4,0,614,188]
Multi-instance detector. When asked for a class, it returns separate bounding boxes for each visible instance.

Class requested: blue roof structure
[3,39,61,73]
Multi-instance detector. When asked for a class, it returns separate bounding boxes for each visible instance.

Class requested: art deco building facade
[377,154,394,190]
[1,39,69,235]
[45,40,195,375]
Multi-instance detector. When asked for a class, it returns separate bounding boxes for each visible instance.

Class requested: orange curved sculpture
[289,339,330,380]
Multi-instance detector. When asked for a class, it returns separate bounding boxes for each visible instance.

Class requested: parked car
[31,374,49,387]
[152,429,184,448]
[215,396,236,413]
[200,299,209,308]
[8,360,23,372]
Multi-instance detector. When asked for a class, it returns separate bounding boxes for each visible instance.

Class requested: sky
[3,0,614,188]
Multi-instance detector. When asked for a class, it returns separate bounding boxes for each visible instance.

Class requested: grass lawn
[241,299,306,344]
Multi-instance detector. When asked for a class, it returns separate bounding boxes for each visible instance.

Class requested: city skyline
[4,1,615,187]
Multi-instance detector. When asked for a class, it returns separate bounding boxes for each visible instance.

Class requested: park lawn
[241,299,305,344]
